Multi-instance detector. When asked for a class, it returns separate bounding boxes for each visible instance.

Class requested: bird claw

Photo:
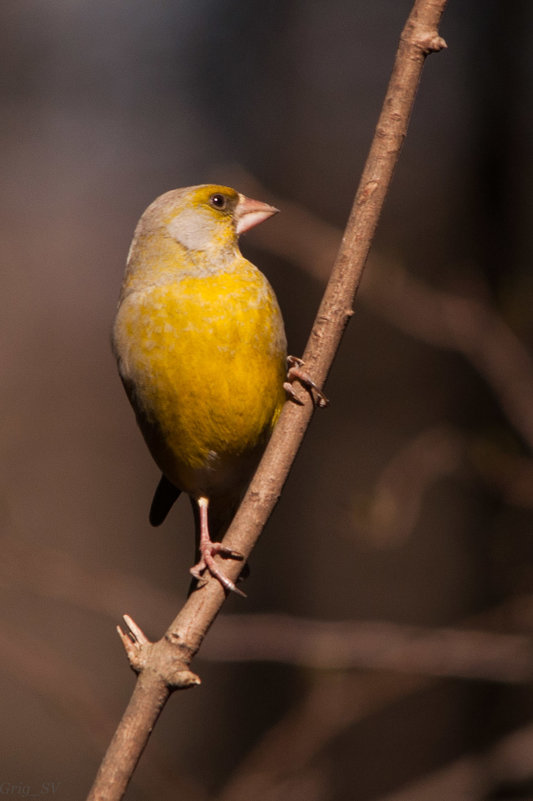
[213,543,244,561]
[285,355,329,408]
[190,542,247,598]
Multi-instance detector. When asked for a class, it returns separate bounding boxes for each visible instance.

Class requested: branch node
[151,636,201,688]
[358,180,379,205]
[164,629,184,646]
[163,667,202,690]
[117,619,202,688]
[417,31,447,54]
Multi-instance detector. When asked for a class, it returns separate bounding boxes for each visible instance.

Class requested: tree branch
[87,2,449,798]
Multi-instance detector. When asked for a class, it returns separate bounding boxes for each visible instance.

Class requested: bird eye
[209,193,227,210]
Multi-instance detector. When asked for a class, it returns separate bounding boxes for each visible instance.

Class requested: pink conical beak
[235,193,279,235]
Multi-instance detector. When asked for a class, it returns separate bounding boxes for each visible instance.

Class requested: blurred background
[2,1,533,799]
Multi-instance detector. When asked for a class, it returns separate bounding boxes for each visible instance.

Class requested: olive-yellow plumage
[112,184,286,593]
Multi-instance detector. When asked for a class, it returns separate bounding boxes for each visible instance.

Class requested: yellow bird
[112,184,287,595]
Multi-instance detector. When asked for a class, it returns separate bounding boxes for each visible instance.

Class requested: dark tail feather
[149,474,181,526]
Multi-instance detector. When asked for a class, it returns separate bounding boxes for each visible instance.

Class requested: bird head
[166,185,280,250]
[121,185,279,293]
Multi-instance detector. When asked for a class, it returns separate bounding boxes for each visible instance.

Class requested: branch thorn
[117,614,151,672]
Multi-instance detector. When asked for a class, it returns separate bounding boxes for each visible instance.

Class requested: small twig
[87,3,448,799]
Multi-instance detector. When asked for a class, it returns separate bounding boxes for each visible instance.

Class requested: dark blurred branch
[87,3,448,799]
[0,618,116,751]
[353,424,533,548]
[0,613,204,801]
[353,425,464,546]
[5,535,533,686]
[248,176,533,457]
[8,530,533,798]
[215,672,425,801]
[373,719,533,801]
[364,261,533,452]
[204,614,533,684]
[250,189,533,456]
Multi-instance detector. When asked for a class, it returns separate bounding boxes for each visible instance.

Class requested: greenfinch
[112,184,286,595]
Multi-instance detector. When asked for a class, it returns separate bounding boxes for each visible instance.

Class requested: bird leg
[190,496,246,597]
[284,355,329,408]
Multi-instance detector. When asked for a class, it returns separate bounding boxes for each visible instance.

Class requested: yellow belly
[113,266,287,498]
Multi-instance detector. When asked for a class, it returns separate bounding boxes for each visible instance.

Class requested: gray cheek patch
[167,207,217,251]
